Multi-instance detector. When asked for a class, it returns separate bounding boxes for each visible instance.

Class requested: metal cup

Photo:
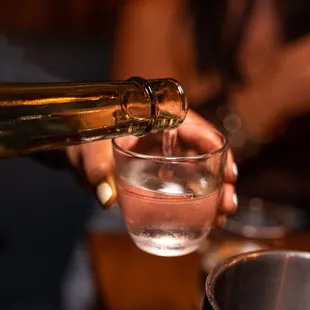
[203,250,310,310]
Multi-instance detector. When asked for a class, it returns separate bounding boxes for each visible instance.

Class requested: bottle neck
[0,77,188,157]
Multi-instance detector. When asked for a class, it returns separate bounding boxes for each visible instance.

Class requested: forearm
[113,0,181,78]
[112,0,205,99]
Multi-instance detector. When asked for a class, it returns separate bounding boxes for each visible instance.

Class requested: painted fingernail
[96,182,113,206]
[233,193,238,209]
[232,162,238,178]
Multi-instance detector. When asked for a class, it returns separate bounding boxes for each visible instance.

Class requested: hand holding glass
[112,127,228,257]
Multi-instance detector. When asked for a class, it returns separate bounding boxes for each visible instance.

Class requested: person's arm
[113,0,186,79]
[112,0,212,105]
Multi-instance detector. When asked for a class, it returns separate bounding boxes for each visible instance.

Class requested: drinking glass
[112,129,228,257]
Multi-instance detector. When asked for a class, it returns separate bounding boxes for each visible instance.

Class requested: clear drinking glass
[112,129,228,257]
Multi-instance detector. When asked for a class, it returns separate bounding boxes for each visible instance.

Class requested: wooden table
[86,231,310,310]
[87,232,201,310]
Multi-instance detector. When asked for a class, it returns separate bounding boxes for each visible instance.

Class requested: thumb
[68,140,118,209]
[96,173,118,209]
[84,140,118,209]
[81,140,114,186]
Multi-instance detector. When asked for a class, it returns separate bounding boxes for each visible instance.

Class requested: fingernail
[96,182,113,206]
[233,193,238,209]
[232,162,238,178]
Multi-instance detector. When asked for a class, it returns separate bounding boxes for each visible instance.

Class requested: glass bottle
[0,76,187,158]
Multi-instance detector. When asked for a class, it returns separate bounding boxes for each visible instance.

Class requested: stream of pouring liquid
[162,129,177,157]
[160,129,200,198]
[159,129,178,179]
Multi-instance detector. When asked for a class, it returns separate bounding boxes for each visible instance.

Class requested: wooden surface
[86,231,310,310]
[87,232,201,310]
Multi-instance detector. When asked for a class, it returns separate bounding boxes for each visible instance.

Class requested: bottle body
[0,77,187,158]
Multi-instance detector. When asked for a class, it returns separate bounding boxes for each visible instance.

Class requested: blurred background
[0,1,124,310]
[1,0,310,309]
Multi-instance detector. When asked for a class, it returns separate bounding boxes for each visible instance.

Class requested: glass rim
[112,128,228,162]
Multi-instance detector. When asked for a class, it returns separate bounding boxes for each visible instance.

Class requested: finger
[81,140,114,186]
[96,136,140,209]
[213,213,227,228]
[80,140,119,209]
[66,145,93,190]
[183,109,211,126]
[187,109,238,184]
[218,183,238,214]
[178,122,224,153]
[113,135,140,150]
[66,145,82,169]
[226,150,238,183]
[96,173,118,209]
[179,110,227,153]
[178,117,237,183]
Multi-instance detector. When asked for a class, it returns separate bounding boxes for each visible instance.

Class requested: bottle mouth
[164,78,188,123]
[128,76,188,133]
